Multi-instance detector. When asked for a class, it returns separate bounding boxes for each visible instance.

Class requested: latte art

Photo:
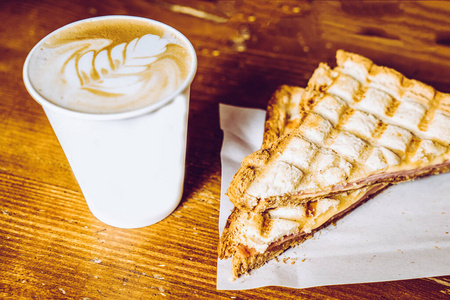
[27,18,193,113]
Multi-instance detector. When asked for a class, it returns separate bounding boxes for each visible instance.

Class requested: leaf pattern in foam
[69,34,169,96]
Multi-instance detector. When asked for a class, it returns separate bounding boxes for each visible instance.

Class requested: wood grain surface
[1,0,450,299]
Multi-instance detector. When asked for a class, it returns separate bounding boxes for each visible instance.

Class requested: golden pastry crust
[230,230,311,279]
[220,84,390,279]
[227,50,450,212]
[263,85,304,148]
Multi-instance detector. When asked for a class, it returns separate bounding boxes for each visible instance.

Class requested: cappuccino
[27,17,193,114]
[23,16,197,228]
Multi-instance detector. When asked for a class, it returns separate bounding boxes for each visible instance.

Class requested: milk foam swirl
[28,27,192,113]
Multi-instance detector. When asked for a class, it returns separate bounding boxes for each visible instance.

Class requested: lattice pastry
[219,85,389,278]
[227,50,450,213]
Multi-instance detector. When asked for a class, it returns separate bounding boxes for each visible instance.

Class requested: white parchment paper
[217,103,450,290]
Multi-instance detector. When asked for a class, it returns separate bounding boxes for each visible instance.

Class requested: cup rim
[23,15,197,121]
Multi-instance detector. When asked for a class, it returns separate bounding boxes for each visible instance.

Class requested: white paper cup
[23,16,197,228]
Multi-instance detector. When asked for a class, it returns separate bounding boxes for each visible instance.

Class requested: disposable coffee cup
[23,16,197,228]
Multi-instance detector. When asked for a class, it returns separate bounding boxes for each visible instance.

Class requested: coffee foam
[27,17,193,113]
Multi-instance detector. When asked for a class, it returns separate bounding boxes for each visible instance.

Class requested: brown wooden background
[1,0,450,299]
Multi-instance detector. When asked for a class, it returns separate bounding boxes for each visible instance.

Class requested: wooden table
[1,0,449,299]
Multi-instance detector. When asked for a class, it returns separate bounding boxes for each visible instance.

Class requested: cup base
[85,187,183,229]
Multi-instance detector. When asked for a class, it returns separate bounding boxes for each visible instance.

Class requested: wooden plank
[0,0,449,299]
